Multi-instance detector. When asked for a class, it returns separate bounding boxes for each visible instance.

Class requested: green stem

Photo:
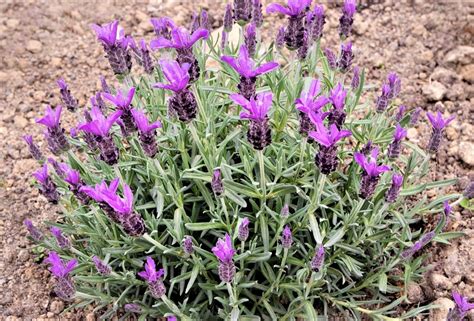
[220,197,230,227]
[304,271,315,299]
[240,241,245,271]
[226,282,236,307]
[257,150,266,201]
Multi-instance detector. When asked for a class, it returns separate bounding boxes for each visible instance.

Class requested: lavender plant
[24,2,464,320]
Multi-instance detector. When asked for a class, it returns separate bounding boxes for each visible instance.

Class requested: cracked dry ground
[0,1,473,320]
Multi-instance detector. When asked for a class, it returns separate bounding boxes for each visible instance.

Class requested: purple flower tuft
[46,251,77,301]
[224,3,234,32]
[324,48,338,69]
[57,79,78,112]
[234,0,252,24]
[295,79,329,135]
[23,135,44,161]
[448,291,474,321]
[354,147,390,199]
[426,111,455,154]
[338,41,354,72]
[183,236,194,255]
[252,0,263,28]
[51,227,71,249]
[310,245,325,272]
[150,17,176,40]
[385,173,403,203]
[92,256,112,276]
[310,5,325,41]
[375,84,391,113]
[138,257,166,299]
[212,234,236,283]
[281,225,293,249]
[387,124,407,159]
[351,66,360,90]
[238,218,250,242]
[36,105,69,155]
[387,72,401,99]
[33,164,60,203]
[211,168,224,196]
[131,108,162,157]
[395,105,406,122]
[281,204,290,218]
[103,87,136,135]
[130,39,155,74]
[24,219,43,241]
[339,0,356,38]
[245,23,257,56]
[409,107,422,126]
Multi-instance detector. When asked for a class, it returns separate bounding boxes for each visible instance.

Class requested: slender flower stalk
[252,0,263,28]
[138,257,166,299]
[24,220,43,241]
[310,245,325,272]
[238,218,250,242]
[57,79,78,112]
[351,66,360,90]
[211,168,224,196]
[385,173,403,203]
[400,231,435,260]
[409,107,422,126]
[153,59,198,122]
[183,236,194,255]
[131,108,162,157]
[245,23,257,56]
[338,41,354,72]
[91,20,132,75]
[92,256,112,276]
[375,84,391,113]
[103,87,136,135]
[36,105,69,155]
[46,252,77,301]
[51,227,71,249]
[23,135,43,161]
[79,106,122,165]
[150,26,209,82]
[231,91,273,150]
[387,124,407,159]
[447,291,474,321]
[281,225,293,249]
[354,147,391,199]
[221,45,278,100]
[328,84,347,129]
[339,0,356,39]
[130,39,154,74]
[212,234,236,283]
[59,163,90,204]
[33,164,60,203]
[295,79,329,136]
[224,3,234,32]
[426,111,455,154]
[234,0,252,24]
[309,114,351,175]
[266,0,312,50]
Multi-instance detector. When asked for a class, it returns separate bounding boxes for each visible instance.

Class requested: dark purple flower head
[395,105,406,122]
[409,107,422,126]
[393,124,407,141]
[385,173,403,203]
[443,201,452,217]
[100,181,134,215]
[138,257,165,282]
[36,105,62,129]
[338,41,354,72]
[343,0,356,17]
[80,178,120,203]
[231,91,273,121]
[310,5,325,40]
[23,135,43,161]
[183,236,194,255]
[33,163,49,184]
[311,245,325,272]
[151,26,209,50]
[392,173,403,187]
[281,225,293,248]
[212,233,235,263]
[211,168,224,196]
[91,20,130,49]
[131,109,162,134]
[387,72,401,99]
[51,226,70,248]
[324,48,338,69]
[252,0,263,27]
[100,75,110,93]
[154,59,191,93]
[309,114,351,147]
[79,106,122,137]
[150,17,176,39]
[245,23,257,56]
[276,27,285,49]
[46,251,77,278]
[92,256,112,276]
[329,84,347,110]
[57,78,68,90]
[224,3,234,32]
[59,163,81,186]
[295,79,330,115]
[452,291,474,314]
[238,217,250,242]
[167,316,177,321]
[427,111,455,130]
[266,0,312,17]
[103,87,135,110]
[24,219,43,241]
[351,66,360,90]
[221,45,279,78]
[354,147,391,177]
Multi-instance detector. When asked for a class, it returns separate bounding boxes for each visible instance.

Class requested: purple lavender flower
[338,42,354,72]
[231,91,273,150]
[212,234,236,283]
[92,256,112,276]
[245,23,257,56]
[33,164,59,203]
[23,135,43,161]
[351,66,360,90]
[324,48,338,69]
[464,181,474,199]
[281,225,293,249]
[252,0,263,28]
[24,219,43,241]
[90,92,107,114]
[426,111,455,154]
[297,30,309,59]
[222,45,278,99]
[124,303,142,314]
[151,26,209,82]
[360,140,373,155]
[409,107,422,126]
[400,231,435,260]
[328,84,347,129]
[50,227,71,249]
[238,218,250,242]
[91,20,132,75]
[79,106,122,165]
[375,84,391,113]
[200,10,210,31]
[385,173,403,203]
[281,204,290,218]
[36,105,69,155]
[131,109,162,157]
[130,39,154,74]
[267,0,311,50]
[224,3,234,32]
[309,114,351,174]
[339,0,356,39]
[58,163,90,204]
[100,75,111,94]
[387,72,401,99]
[48,157,65,177]
[150,17,176,40]
[183,236,194,255]
[189,12,200,34]
[211,168,224,196]
[295,79,329,136]
[354,147,391,199]
[46,251,77,301]
[138,257,166,299]
[447,291,474,321]
[310,245,325,272]
[221,31,229,51]
[103,87,136,135]
[276,26,286,49]
[234,0,252,24]
[443,200,452,228]
[309,5,325,41]
[395,105,406,122]
[57,79,78,112]
[387,124,407,159]
[80,179,121,222]
[154,59,197,122]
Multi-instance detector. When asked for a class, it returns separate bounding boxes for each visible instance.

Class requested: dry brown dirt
[0,0,473,320]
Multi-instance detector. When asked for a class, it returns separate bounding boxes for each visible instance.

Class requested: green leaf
[185,222,226,231]
[378,273,388,293]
